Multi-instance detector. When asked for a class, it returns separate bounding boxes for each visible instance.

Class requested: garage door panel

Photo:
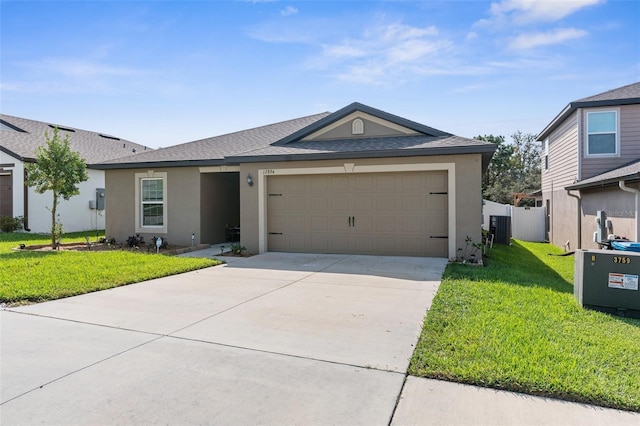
[375,174,397,191]
[288,195,307,211]
[311,196,330,211]
[375,194,398,212]
[267,171,448,257]
[310,215,329,231]
[330,176,349,190]
[353,193,374,212]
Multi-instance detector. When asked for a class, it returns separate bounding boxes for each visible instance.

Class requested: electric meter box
[574,249,640,318]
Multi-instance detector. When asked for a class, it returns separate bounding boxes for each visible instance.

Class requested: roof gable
[274,102,450,146]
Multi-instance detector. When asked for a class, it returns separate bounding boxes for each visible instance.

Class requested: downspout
[23,168,30,231]
[567,190,581,249]
[619,180,640,241]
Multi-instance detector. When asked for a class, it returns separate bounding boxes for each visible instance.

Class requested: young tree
[25,127,89,246]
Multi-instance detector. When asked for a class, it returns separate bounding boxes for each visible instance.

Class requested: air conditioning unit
[574,249,640,318]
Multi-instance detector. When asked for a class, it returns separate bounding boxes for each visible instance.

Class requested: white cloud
[508,27,588,49]
[280,6,298,17]
[322,44,367,59]
[381,23,438,42]
[307,22,455,84]
[18,58,141,78]
[489,0,603,24]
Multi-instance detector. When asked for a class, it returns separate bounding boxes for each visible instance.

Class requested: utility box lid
[574,249,640,318]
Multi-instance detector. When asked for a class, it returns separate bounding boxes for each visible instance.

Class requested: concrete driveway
[1,252,446,425]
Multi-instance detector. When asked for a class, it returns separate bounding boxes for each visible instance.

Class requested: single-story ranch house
[94,103,496,259]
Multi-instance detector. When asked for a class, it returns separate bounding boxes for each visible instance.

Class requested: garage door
[266,171,448,257]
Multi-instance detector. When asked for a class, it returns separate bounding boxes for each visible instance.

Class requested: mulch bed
[16,242,211,255]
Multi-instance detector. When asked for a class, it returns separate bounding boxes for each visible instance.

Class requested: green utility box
[574,249,640,318]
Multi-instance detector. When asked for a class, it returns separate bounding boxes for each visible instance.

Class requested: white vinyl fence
[482,200,546,242]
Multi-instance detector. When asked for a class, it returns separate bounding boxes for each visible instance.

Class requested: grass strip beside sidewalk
[410,240,640,412]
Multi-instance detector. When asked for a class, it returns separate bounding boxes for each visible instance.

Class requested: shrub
[0,216,24,233]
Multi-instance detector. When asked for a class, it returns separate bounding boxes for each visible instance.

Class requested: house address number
[262,169,276,175]
[613,256,631,264]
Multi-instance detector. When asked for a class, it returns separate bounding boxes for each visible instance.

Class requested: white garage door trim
[258,162,456,259]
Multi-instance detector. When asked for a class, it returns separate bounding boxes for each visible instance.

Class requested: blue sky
[1,0,639,148]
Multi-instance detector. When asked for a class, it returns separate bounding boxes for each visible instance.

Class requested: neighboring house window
[352,118,364,135]
[544,138,549,170]
[586,111,618,156]
[135,171,167,233]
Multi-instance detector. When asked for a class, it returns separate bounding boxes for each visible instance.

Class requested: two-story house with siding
[538,82,640,250]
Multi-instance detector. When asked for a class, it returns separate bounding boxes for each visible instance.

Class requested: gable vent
[352,118,364,135]
[99,133,121,141]
[48,124,76,132]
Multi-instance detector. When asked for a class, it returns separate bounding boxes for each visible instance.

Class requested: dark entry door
[0,172,13,218]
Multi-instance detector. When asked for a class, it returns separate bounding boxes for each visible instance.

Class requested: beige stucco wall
[581,185,639,247]
[543,188,579,250]
[239,154,483,258]
[544,182,640,250]
[105,167,202,246]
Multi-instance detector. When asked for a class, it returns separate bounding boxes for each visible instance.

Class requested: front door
[0,172,13,218]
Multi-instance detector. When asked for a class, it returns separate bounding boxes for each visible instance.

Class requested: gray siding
[581,104,640,179]
[541,111,578,193]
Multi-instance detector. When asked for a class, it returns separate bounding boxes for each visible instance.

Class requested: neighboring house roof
[537,81,640,141]
[0,114,150,164]
[566,159,640,190]
[94,112,331,169]
[94,102,496,170]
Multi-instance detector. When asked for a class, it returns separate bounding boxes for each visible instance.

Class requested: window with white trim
[135,171,167,233]
[544,138,549,170]
[141,178,164,226]
[586,111,618,156]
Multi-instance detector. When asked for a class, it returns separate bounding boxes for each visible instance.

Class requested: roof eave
[90,158,228,170]
[565,173,640,190]
[227,144,496,164]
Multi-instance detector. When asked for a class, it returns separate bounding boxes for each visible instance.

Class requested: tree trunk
[51,192,58,247]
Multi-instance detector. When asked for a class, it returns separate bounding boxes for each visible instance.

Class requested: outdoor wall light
[246,174,254,187]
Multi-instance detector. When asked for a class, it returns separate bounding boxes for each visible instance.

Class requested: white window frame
[544,138,549,170]
[135,171,168,233]
[585,109,619,157]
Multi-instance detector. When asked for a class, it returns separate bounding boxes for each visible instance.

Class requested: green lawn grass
[0,231,219,305]
[410,240,640,412]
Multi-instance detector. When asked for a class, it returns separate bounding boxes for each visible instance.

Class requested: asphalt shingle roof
[538,81,640,141]
[575,81,640,103]
[566,159,640,190]
[94,102,496,169]
[97,112,331,168]
[228,134,495,162]
[0,114,150,164]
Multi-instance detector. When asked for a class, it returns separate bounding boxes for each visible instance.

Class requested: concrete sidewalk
[1,251,638,425]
